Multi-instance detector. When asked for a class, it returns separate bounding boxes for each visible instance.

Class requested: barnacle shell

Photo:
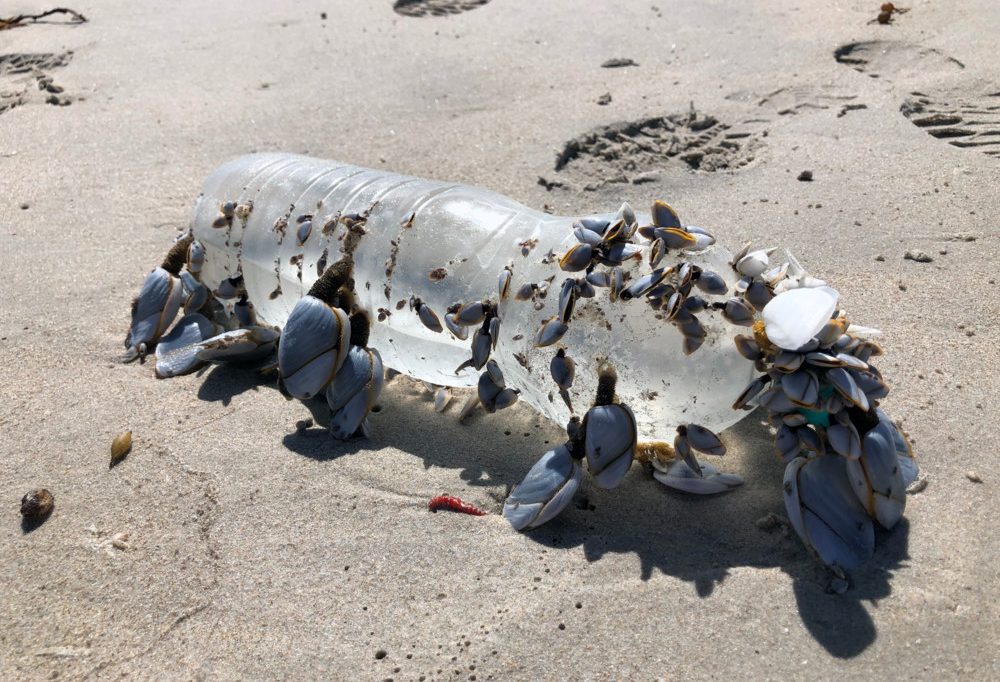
[503,445,582,531]
[584,404,637,489]
[761,287,839,351]
[126,267,183,355]
[278,295,350,400]
[784,455,874,570]
[653,460,743,495]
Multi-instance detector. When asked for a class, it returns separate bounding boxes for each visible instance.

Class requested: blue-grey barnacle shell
[153,313,220,378]
[502,445,582,531]
[827,422,862,460]
[826,367,869,411]
[781,369,820,408]
[179,271,209,315]
[534,317,568,348]
[845,417,906,529]
[327,346,384,440]
[784,455,875,570]
[584,404,637,489]
[417,303,443,333]
[652,200,682,228]
[278,295,350,400]
[454,301,486,327]
[694,270,728,296]
[127,266,183,357]
[559,244,593,272]
[684,424,726,456]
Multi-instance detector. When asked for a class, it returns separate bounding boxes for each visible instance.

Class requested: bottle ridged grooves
[191,153,754,439]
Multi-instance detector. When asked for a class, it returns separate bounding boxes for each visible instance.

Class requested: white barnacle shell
[584,404,637,489]
[734,247,776,278]
[433,386,452,412]
[502,445,582,531]
[278,295,350,400]
[196,326,279,363]
[683,225,716,251]
[773,250,828,294]
[761,286,839,351]
[653,459,743,495]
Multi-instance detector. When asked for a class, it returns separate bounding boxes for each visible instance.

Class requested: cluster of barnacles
[124,189,917,582]
[496,199,917,578]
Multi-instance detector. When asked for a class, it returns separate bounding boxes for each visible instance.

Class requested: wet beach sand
[1,1,998,679]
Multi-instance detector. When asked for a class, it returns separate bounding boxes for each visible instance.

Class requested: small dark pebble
[375,649,387,660]
[797,170,813,182]
[558,623,566,630]
[904,250,933,263]
[45,95,60,105]
[875,255,885,262]
[45,84,64,94]
[19,203,29,210]
[596,92,612,106]
[631,171,659,185]
[601,57,638,68]
[320,12,327,19]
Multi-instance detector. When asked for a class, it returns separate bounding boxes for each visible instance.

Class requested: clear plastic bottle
[191,153,754,439]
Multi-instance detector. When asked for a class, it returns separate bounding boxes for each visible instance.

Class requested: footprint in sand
[833,40,997,159]
[901,92,1000,158]
[392,0,490,17]
[0,52,74,114]
[832,40,965,79]
[551,110,762,191]
[744,85,864,118]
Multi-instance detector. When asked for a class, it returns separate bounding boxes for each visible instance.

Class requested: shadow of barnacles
[329,375,907,657]
[195,361,274,406]
[194,358,907,658]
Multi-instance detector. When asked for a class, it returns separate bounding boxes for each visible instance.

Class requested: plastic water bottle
[191,153,754,438]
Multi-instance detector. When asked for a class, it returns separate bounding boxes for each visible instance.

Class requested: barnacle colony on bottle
[124,154,918,578]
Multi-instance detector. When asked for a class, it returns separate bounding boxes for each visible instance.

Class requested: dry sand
[2,0,999,679]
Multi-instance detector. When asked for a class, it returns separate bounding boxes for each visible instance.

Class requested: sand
[2,0,998,679]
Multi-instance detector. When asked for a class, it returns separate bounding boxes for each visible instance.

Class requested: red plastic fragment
[428,495,487,516]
